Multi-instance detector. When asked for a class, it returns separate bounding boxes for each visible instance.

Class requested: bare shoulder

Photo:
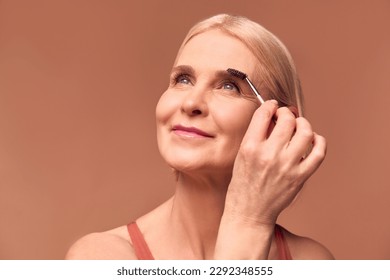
[65,225,137,260]
[282,226,334,260]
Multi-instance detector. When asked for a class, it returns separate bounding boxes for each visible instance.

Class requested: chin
[164,155,206,173]
[164,155,234,179]
[158,143,236,177]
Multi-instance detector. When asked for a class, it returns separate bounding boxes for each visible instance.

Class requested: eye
[171,72,193,86]
[223,82,238,91]
[221,80,241,94]
[177,74,191,84]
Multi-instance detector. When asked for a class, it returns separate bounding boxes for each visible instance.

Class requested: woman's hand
[214,100,327,259]
[224,100,326,226]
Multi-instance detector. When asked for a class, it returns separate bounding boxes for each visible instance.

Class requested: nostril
[192,109,202,115]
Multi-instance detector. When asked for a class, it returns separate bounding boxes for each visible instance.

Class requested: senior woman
[66,14,334,260]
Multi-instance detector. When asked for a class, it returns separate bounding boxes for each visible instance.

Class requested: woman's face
[156,29,259,176]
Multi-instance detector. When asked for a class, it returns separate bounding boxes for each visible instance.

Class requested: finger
[241,100,279,144]
[287,117,315,162]
[299,133,327,179]
[268,107,297,148]
[288,106,299,118]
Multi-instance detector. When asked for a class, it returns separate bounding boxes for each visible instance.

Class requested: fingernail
[270,100,279,105]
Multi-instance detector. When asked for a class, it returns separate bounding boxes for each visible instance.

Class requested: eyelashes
[221,80,241,92]
[169,71,242,94]
[171,72,192,86]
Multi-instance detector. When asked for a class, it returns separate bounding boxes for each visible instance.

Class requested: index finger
[241,100,279,144]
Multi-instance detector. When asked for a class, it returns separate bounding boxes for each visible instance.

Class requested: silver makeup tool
[226,68,266,104]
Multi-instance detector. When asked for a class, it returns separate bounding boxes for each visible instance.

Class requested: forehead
[175,29,258,76]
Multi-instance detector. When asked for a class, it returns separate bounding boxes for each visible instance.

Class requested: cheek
[213,102,256,141]
[155,90,180,124]
[212,101,256,168]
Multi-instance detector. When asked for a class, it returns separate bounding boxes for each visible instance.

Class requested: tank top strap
[127,222,154,260]
[274,224,292,260]
[127,222,291,260]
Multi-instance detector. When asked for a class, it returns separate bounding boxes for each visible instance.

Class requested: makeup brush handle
[245,78,265,104]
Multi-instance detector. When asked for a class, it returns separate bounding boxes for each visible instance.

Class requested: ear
[288,106,299,118]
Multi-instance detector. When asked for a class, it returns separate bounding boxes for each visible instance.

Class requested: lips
[172,125,213,138]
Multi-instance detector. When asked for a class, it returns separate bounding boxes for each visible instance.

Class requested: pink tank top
[127,222,292,260]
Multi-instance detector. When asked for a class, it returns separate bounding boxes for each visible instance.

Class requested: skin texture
[66,29,334,260]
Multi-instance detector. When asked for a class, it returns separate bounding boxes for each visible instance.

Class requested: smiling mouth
[172,125,213,138]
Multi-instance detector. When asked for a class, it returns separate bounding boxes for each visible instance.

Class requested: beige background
[1,0,389,259]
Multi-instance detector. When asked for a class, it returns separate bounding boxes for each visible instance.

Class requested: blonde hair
[175,14,304,116]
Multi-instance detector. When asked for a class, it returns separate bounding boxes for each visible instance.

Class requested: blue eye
[222,81,241,94]
[178,76,190,84]
[223,83,238,91]
[174,74,192,85]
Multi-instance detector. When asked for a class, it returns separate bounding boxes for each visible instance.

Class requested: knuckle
[296,116,310,126]
[280,165,292,179]
[239,141,258,158]
[314,134,327,155]
[318,134,327,145]
[300,128,314,139]
[285,116,296,128]
[281,170,300,187]
[257,158,272,169]
[278,108,296,125]
[279,106,294,116]
[312,148,326,161]
[256,108,272,121]
[256,101,278,120]
[257,151,276,168]
[284,111,296,122]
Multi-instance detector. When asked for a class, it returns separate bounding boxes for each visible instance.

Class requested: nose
[181,86,209,117]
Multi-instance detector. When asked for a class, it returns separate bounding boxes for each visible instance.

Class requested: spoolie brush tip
[227,68,247,80]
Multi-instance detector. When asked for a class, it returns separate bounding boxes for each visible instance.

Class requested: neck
[168,171,231,259]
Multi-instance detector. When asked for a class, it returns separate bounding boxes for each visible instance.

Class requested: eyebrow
[170,64,256,99]
[170,65,195,76]
[170,65,243,81]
